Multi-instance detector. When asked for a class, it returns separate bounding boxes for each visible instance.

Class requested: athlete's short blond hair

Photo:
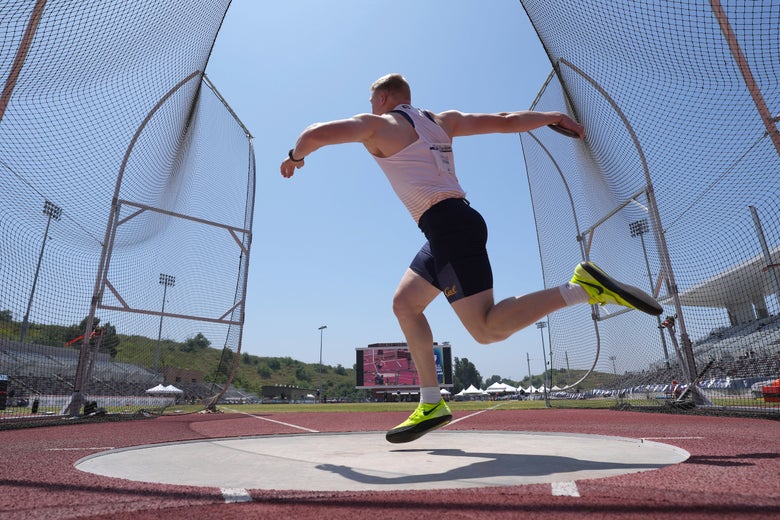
[370,73,411,101]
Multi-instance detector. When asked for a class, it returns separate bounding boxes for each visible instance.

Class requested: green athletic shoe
[571,261,663,316]
[385,399,452,444]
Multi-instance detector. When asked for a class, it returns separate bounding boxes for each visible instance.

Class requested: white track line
[46,447,115,451]
[446,403,501,426]
[642,436,704,440]
[222,407,320,432]
[221,487,252,503]
[552,481,581,497]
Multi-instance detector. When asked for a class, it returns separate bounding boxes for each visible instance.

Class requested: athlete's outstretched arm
[438,110,584,139]
[280,114,380,178]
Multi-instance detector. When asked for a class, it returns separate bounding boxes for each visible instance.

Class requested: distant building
[161,367,203,384]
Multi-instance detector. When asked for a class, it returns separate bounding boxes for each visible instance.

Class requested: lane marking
[447,404,501,426]
[221,487,252,503]
[222,407,320,433]
[47,447,115,451]
[642,437,704,440]
[552,481,580,497]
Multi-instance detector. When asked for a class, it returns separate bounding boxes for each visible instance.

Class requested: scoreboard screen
[355,342,452,390]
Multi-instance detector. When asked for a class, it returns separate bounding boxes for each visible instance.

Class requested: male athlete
[280,73,662,443]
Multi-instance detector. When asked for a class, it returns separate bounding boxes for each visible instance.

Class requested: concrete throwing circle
[75,431,689,491]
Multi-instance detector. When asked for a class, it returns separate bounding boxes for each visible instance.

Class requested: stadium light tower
[20,200,62,343]
[629,218,671,368]
[536,321,550,407]
[318,325,327,403]
[154,273,176,374]
[609,355,619,400]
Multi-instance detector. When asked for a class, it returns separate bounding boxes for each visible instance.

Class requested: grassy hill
[0,315,360,400]
[114,333,359,399]
[2,314,609,400]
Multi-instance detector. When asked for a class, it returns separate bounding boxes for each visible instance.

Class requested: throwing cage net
[519,0,779,412]
[0,0,255,426]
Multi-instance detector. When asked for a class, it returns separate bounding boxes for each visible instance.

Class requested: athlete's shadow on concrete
[316,448,666,485]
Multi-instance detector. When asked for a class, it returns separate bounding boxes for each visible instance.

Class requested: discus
[547,123,580,138]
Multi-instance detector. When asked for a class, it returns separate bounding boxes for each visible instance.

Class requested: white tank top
[373,104,466,223]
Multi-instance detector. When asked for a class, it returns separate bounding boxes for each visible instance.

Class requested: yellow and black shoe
[385,399,452,444]
[571,261,663,316]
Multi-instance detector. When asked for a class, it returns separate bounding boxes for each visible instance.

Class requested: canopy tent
[146,384,182,395]
[462,384,486,395]
[439,388,451,395]
[145,384,167,394]
[486,382,517,393]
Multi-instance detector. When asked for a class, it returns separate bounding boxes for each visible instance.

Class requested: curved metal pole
[67,71,202,414]
[556,57,697,382]
[523,131,599,391]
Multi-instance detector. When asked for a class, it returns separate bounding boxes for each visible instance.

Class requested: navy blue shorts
[410,198,493,303]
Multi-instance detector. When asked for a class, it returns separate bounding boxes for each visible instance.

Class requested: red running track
[1,408,778,519]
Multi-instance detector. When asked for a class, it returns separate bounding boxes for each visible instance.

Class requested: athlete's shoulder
[429,110,466,135]
[352,112,386,122]
[340,112,394,133]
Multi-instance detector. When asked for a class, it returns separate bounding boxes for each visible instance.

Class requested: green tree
[453,357,482,393]
[181,332,210,352]
[96,321,119,357]
[62,317,119,357]
[485,374,502,386]
[0,309,12,321]
[213,347,234,383]
[295,365,311,382]
[37,325,68,348]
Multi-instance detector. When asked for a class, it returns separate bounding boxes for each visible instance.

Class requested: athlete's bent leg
[451,287,568,344]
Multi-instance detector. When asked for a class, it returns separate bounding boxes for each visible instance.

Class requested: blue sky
[204,0,559,382]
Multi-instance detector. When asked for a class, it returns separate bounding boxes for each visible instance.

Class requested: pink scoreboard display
[356,342,452,390]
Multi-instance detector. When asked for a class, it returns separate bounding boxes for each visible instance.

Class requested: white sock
[559,282,589,306]
[420,387,442,404]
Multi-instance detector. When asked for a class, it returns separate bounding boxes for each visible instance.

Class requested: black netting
[0,0,255,425]
[519,0,779,411]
